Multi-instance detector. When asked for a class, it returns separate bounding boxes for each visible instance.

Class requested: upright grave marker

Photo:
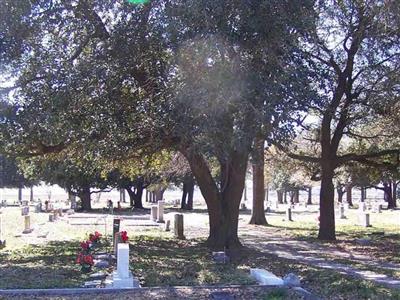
[286,207,292,221]
[174,214,185,239]
[157,201,164,223]
[150,205,158,222]
[111,243,139,288]
[23,215,33,234]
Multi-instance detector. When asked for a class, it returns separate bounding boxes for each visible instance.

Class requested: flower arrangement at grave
[89,231,102,247]
[120,231,129,243]
[76,252,94,273]
[76,231,102,273]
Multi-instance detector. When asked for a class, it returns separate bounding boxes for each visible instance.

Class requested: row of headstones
[284,205,373,227]
[149,201,185,239]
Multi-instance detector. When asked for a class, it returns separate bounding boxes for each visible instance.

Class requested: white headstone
[23,215,33,234]
[157,201,164,223]
[150,205,158,222]
[359,213,371,227]
[112,243,138,288]
[250,268,284,286]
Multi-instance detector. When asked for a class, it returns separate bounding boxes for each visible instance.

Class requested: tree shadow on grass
[0,240,87,289]
[129,236,256,287]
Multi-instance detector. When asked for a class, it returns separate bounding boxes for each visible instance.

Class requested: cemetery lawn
[1,235,398,300]
[0,207,399,299]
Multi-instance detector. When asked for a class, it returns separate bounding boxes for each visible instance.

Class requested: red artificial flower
[80,241,90,250]
[89,231,102,242]
[120,231,129,243]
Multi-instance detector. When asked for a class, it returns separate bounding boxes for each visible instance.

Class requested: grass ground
[0,205,399,299]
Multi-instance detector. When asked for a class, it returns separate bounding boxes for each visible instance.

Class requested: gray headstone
[150,205,158,222]
[157,201,164,223]
[164,219,170,231]
[339,206,346,219]
[174,214,185,239]
[286,207,292,221]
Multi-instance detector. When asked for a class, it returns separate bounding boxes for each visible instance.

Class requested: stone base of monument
[110,271,140,288]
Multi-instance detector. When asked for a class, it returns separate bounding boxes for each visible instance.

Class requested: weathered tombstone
[53,210,58,220]
[34,203,42,213]
[377,204,382,213]
[286,207,292,221]
[164,219,170,231]
[359,213,371,227]
[339,205,346,219]
[48,214,54,222]
[150,205,158,222]
[21,206,29,216]
[174,214,185,239]
[23,215,33,234]
[58,208,63,217]
[157,201,165,223]
[112,243,139,288]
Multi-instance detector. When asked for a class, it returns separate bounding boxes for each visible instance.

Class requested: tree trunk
[68,191,76,209]
[243,182,247,202]
[250,134,267,225]
[293,188,300,203]
[119,189,126,203]
[346,184,353,206]
[155,189,165,201]
[284,189,288,204]
[18,187,23,203]
[307,187,312,205]
[384,182,395,209]
[392,181,398,206]
[181,183,188,209]
[277,190,283,204]
[336,186,344,203]
[181,148,248,249]
[360,187,365,202]
[186,177,194,210]
[126,181,144,209]
[318,161,336,240]
[30,186,34,202]
[79,186,91,211]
